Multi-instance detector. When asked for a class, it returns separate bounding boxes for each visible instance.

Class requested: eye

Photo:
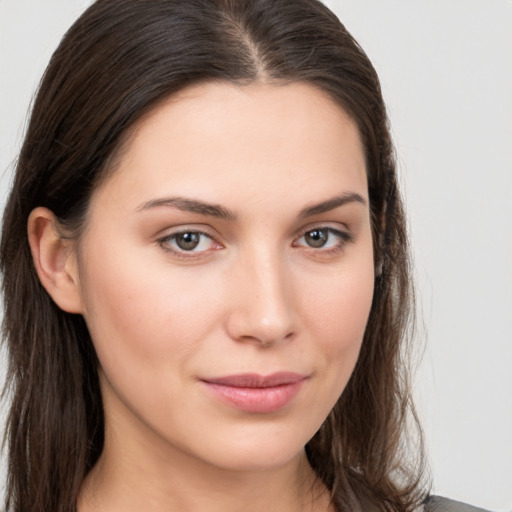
[174,232,203,251]
[303,229,330,248]
[158,230,220,257]
[294,227,353,251]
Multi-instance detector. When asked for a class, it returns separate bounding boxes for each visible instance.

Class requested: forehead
[92,81,368,216]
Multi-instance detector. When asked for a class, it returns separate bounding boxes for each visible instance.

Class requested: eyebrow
[298,192,367,218]
[137,197,237,221]
[137,192,366,221]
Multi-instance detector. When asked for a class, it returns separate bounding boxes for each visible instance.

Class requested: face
[74,82,374,472]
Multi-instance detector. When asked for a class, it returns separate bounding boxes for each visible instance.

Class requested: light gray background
[1,0,511,510]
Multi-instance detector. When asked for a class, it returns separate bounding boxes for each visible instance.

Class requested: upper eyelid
[294,222,351,238]
[156,224,218,240]
[297,216,351,229]
[295,227,351,240]
[159,229,216,246]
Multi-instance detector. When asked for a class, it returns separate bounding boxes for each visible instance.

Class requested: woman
[0,1,489,511]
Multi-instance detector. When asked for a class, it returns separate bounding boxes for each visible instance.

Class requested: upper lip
[201,372,308,388]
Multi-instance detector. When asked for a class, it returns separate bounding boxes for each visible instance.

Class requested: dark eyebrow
[298,193,367,218]
[138,192,365,221]
[137,196,237,221]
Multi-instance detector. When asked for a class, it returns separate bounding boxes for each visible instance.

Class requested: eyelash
[293,227,354,255]
[157,226,354,260]
[157,229,220,260]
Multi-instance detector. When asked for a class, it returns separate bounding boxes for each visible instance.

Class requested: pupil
[306,229,327,248]
[176,232,200,250]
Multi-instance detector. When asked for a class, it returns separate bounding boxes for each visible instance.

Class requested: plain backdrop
[1,0,511,510]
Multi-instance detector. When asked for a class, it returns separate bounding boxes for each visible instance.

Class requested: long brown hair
[1,1,428,511]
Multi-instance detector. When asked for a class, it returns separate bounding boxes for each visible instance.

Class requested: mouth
[200,372,308,413]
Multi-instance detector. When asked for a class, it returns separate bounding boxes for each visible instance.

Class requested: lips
[200,372,308,413]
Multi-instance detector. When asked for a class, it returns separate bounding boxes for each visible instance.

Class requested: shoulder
[424,496,493,512]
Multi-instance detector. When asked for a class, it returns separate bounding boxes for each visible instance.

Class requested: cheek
[283,259,374,445]
[78,241,225,378]
[78,250,230,440]
[298,252,375,399]
[301,261,374,350]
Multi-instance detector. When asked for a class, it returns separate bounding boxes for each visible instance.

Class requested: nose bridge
[227,242,296,345]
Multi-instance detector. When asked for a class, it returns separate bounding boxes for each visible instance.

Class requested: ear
[27,207,84,314]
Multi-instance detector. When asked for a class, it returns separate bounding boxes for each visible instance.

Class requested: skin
[29,82,374,512]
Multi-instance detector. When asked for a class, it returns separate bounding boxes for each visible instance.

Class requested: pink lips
[201,372,307,413]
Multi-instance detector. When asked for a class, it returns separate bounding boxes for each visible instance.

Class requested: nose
[225,249,297,347]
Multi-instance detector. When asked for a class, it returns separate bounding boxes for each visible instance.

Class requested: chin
[180,419,319,473]
[204,442,307,473]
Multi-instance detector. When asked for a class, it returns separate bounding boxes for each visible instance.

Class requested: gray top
[425,496,493,512]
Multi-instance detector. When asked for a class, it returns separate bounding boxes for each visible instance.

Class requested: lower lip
[202,380,306,413]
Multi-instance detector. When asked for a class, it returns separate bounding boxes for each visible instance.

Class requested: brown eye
[175,232,200,251]
[159,230,221,258]
[304,229,329,248]
[294,227,353,253]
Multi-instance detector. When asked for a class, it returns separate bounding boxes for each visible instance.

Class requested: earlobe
[27,207,84,314]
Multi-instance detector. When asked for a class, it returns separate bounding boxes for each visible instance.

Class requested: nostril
[225,311,296,347]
